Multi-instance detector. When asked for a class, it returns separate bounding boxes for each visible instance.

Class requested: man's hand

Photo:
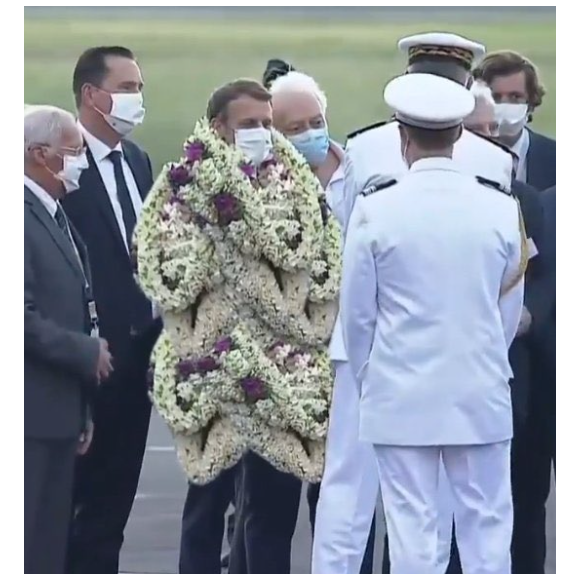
[517,306,532,336]
[77,419,94,456]
[96,338,114,382]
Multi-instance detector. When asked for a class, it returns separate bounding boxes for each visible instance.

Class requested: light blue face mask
[289,127,330,167]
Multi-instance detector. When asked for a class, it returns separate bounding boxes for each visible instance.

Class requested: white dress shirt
[24,175,84,272]
[341,157,524,446]
[511,127,530,183]
[25,174,58,218]
[79,123,143,253]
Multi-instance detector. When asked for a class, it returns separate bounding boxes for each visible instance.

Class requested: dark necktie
[108,150,137,248]
[55,204,73,244]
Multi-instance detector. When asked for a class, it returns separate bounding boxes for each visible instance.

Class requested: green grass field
[24,16,556,172]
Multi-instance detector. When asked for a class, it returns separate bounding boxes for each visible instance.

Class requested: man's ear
[455,125,464,144]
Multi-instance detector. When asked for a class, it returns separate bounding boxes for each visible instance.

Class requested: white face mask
[58,153,89,193]
[495,103,528,137]
[235,127,273,166]
[101,92,146,136]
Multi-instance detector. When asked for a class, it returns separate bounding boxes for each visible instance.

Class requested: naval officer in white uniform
[341,72,526,575]
[344,32,515,232]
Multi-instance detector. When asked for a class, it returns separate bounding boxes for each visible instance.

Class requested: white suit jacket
[341,157,524,446]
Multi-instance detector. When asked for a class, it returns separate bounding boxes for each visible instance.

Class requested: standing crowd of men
[24,31,555,574]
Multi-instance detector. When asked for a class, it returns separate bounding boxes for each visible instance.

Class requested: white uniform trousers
[311,362,379,574]
[374,441,513,574]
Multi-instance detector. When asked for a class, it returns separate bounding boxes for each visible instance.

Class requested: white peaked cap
[399,32,487,65]
[384,73,475,130]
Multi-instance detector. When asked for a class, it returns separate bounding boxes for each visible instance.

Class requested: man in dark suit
[62,46,161,574]
[473,51,556,191]
[24,105,113,573]
[511,186,556,573]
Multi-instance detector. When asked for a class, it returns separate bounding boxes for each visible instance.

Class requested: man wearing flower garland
[135,79,341,574]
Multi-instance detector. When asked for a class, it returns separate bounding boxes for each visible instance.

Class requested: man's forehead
[103,55,142,81]
[272,91,323,118]
[228,95,272,118]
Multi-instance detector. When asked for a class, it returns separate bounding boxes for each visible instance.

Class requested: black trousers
[306,482,378,573]
[25,438,77,574]
[67,331,155,574]
[512,410,556,574]
[230,452,302,574]
[179,465,239,573]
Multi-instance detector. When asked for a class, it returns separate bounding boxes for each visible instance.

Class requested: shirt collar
[510,127,530,163]
[24,174,58,217]
[409,156,459,173]
[327,140,345,187]
[78,121,123,162]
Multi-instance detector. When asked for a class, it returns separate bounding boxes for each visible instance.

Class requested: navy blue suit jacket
[509,180,546,429]
[62,139,161,370]
[530,186,556,368]
[526,129,556,191]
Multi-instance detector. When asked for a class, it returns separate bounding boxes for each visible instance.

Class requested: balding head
[464,81,499,137]
[24,105,87,198]
[270,71,327,136]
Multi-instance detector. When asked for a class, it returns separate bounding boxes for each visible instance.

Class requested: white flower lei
[136,118,341,483]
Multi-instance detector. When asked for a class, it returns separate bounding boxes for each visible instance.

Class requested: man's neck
[78,109,121,148]
[408,149,453,165]
[500,129,524,149]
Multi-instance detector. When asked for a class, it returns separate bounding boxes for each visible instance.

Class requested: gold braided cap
[408,45,475,68]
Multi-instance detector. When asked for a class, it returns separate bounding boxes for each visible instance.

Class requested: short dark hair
[473,51,545,110]
[207,79,271,121]
[72,46,136,107]
[404,124,461,151]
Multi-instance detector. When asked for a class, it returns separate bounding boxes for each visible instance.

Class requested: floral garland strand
[136,118,341,484]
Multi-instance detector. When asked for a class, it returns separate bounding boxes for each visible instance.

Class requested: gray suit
[24,185,99,573]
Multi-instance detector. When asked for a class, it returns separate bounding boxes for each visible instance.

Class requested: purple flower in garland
[185,140,205,163]
[261,157,277,170]
[177,359,198,381]
[169,164,192,188]
[213,193,243,226]
[214,336,233,355]
[196,356,220,375]
[176,356,220,380]
[240,376,267,401]
[240,162,256,179]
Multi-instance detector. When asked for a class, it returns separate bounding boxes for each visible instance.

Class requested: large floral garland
[135,118,341,484]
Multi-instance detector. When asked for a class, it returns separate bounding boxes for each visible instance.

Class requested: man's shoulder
[460,130,515,159]
[529,129,556,148]
[346,120,397,146]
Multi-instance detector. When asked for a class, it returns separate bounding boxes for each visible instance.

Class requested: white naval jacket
[341,157,524,446]
[324,142,349,363]
[343,122,514,231]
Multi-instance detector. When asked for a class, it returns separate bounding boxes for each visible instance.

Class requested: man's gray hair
[269,71,328,114]
[24,105,77,156]
[470,80,495,107]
